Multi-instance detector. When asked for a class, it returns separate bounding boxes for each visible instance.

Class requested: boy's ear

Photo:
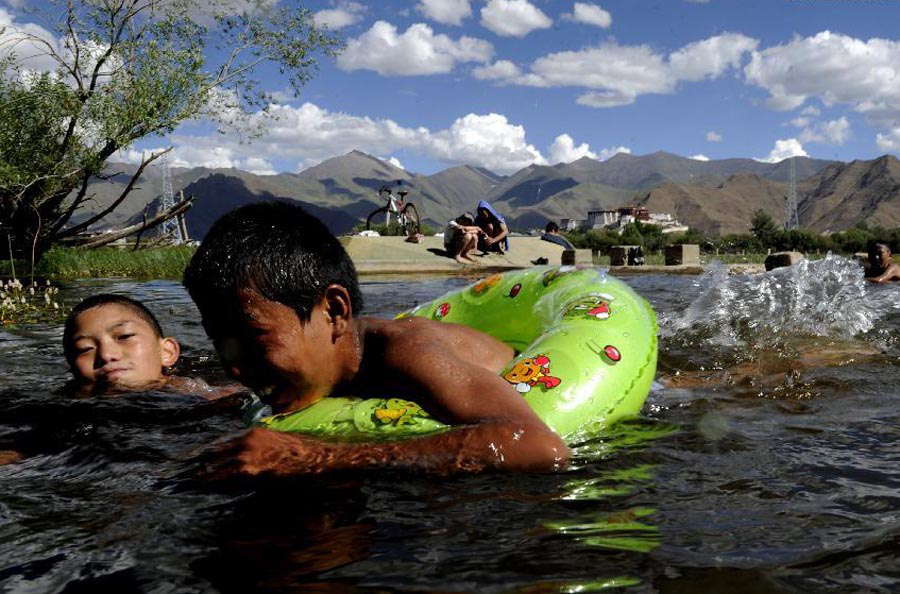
[159,337,180,368]
[323,284,353,338]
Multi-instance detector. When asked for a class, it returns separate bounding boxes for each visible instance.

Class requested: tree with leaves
[0,0,341,264]
[750,209,780,248]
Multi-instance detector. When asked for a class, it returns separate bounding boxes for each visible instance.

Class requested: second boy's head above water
[63,294,180,391]
[183,202,364,411]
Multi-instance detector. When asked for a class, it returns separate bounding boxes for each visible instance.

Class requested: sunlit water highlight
[1,262,899,592]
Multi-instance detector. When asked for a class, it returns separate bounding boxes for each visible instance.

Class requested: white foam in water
[660,254,900,345]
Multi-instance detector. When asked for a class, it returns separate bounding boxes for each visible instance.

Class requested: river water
[1,256,899,592]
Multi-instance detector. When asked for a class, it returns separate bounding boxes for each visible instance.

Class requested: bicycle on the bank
[365,181,421,236]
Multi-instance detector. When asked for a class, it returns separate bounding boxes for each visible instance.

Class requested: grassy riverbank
[35,246,196,280]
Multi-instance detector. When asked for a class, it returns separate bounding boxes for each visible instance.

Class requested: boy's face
[69,304,179,389]
[872,245,892,268]
[208,289,339,410]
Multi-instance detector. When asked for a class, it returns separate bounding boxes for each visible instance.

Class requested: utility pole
[159,153,183,243]
[784,156,800,230]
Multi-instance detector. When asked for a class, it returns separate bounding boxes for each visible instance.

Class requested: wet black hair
[455,212,475,225]
[545,221,560,233]
[868,241,891,260]
[183,201,363,327]
[63,294,164,365]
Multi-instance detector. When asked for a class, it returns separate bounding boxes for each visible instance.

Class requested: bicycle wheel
[366,206,388,231]
[400,203,420,235]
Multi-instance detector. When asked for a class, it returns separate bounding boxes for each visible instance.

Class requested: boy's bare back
[184,202,569,477]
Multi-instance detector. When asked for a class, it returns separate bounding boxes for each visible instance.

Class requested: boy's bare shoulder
[363,316,463,346]
[360,317,514,373]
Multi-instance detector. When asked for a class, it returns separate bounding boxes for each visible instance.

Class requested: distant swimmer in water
[0,295,242,466]
[865,242,900,283]
[63,294,240,398]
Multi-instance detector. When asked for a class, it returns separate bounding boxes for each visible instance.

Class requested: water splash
[660,254,900,347]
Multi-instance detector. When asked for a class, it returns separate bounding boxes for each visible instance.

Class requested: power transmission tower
[784,156,800,230]
[158,153,183,243]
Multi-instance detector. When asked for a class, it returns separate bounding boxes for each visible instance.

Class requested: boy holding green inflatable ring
[184,202,569,476]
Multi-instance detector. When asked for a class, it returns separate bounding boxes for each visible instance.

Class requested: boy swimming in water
[865,242,900,283]
[64,294,182,394]
[63,294,238,398]
[183,202,568,476]
[0,295,238,467]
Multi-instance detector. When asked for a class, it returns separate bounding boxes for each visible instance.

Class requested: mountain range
[75,149,900,239]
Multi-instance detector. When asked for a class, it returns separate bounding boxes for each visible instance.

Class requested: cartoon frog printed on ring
[563,294,615,321]
[503,354,562,394]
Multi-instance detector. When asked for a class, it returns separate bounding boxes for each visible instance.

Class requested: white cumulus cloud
[562,3,612,28]
[798,116,851,145]
[149,103,549,175]
[117,146,276,175]
[526,42,673,105]
[548,134,596,163]
[387,156,405,170]
[482,34,757,108]
[597,146,631,161]
[313,2,366,29]
[706,131,722,142]
[472,59,521,80]
[745,31,900,129]
[669,33,758,81]
[428,113,547,172]
[690,154,710,161]
[337,21,493,75]
[480,0,552,38]
[876,127,900,152]
[416,0,472,26]
[0,8,63,73]
[759,138,808,163]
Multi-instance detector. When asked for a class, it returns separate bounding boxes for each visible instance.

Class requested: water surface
[1,259,899,592]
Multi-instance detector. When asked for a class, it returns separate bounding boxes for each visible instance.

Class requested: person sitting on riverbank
[183,202,567,476]
[474,200,509,254]
[63,294,237,398]
[540,222,575,251]
[865,242,900,283]
[444,212,483,263]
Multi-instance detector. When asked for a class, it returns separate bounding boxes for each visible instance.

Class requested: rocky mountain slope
[71,149,900,239]
[633,155,900,235]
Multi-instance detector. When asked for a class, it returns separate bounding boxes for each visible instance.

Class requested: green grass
[37,246,196,280]
[700,253,768,264]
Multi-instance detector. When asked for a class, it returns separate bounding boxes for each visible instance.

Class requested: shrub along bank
[563,212,900,259]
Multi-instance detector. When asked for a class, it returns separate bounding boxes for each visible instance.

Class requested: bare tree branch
[74,194,193,249]
[47,171,93,237]
[57,147,171,238]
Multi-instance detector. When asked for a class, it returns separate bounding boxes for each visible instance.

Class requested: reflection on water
[1,259,899,592]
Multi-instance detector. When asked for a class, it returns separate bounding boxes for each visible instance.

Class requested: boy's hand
[230,428,329,476]
[200,428,327,479]
[0,450,23,465]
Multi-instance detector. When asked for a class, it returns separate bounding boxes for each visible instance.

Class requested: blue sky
[4,0,900,175]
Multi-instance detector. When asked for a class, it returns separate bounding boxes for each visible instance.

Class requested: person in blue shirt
[540,222,575,251]
[474,200,509,254]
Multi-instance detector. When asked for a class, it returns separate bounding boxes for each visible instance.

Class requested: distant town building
[563,206,688,234]
[560,218,584,231]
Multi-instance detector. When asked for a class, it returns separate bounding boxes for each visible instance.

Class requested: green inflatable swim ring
[257,266,658,443]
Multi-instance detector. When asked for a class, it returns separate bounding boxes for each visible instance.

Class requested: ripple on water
[0,270,899,592]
